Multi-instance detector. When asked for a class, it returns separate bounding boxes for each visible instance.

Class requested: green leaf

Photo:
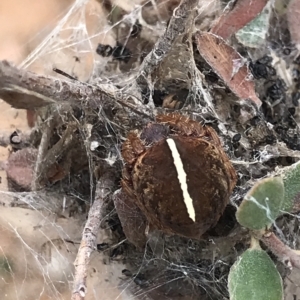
[236,177,284,230]
[282,161,300,212]
[228,247,283,300]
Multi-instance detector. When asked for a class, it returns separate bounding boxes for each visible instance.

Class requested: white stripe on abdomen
[166,138,196,222]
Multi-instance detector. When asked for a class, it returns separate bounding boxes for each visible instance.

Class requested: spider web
[1,0,300,300]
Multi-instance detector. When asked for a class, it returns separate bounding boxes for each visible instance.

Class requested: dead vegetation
[1,0,300,299]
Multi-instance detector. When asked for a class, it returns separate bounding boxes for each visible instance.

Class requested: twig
[0,60,153,119]
[0,60,114,109]
[71,165,117,300]
[33,123,77,189]
[258,231,300,270]
[53,67,78,81]
[31,117,54,191]
[71,197,102,300]
[136,0,199,88]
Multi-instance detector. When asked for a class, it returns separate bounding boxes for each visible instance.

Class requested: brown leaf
[211,0,269,39]
[195,32,261,107]
[287,0,300,46]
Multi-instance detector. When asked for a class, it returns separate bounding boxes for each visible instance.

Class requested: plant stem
[258,231,300,270]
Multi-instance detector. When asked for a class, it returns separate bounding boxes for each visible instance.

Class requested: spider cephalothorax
[114,113,236,247]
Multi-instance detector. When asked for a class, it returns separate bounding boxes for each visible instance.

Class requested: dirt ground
[0,1,77,299]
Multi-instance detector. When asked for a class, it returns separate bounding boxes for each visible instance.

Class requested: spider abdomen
[132,136,232,239]
[117,113,236,246]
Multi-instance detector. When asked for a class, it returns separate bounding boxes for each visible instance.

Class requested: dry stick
[33,123,77,189]
[31,119,54,191]
[259,231,300,270]
[136,0,199,88]
[71,167,116,300]
[71,196,102,300]
[0,60,112,109]
[0,60,153,119]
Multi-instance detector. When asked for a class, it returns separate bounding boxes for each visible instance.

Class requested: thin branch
[0,60,153,119]
[136,0,199,87]
[71,166,117,300]
[258,231,300,270]
[31,119,54,191]
[0,60,114,109]
[32,122,78,190]
[71,196,102,300]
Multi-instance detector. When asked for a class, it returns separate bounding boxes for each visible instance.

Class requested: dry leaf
[211,0,269,40]
[195,32,261,107]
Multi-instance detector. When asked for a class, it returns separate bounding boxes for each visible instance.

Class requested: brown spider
[113,113,236,248]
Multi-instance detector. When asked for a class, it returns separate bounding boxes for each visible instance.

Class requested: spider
[113,113,237,248]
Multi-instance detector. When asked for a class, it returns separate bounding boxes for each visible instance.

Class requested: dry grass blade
[195,31,261,107]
